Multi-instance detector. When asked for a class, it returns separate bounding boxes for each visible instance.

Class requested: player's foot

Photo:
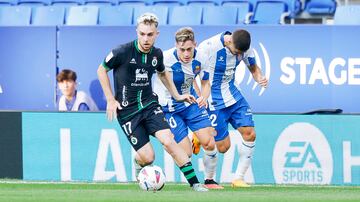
[231,179,250,188]
[133,158,143,181]
[204,179,224,189]
[192,183,208,192]
[192,133,201,155]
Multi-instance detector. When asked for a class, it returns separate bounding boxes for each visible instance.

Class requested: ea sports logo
[272,123,333,184]
[235,42,270,96]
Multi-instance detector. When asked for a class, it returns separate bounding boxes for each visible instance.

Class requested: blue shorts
[207,98,254,142]
[165,104,212,143]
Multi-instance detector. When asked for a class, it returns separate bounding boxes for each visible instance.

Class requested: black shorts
[117,102,170,151]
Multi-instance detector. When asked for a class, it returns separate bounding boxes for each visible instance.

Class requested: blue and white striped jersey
[153,47,209,113]
[198,31,256,111]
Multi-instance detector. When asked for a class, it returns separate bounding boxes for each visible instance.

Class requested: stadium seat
[0,0,17,6]
[51,0,84,6]
[98,6,133,25]
[186,0,218,6]
[305,0,336,15]
[134,6,168,25]
[202,6,237,25]
[0,6,31,25]
[17,0,50,6]
[31,6,65,25]
[334,5,360,25]
[84,0,116,6]
[282,0,301,16]
[169,6,202,25]
[152,0,183,6]
[251,1,288,24]
[117,0,148,6]
[66,5,99,25]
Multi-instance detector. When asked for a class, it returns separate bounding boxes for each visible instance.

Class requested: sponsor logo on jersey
[135,68,148,82]
[130,136,138,145]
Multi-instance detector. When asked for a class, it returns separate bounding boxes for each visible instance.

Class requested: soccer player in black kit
[97,13,208,191]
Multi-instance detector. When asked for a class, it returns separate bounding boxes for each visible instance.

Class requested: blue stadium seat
[134,6,168,25]
[282,0,301,16]
[169,6,202,25]
[202,6,237,25]
[66,5,99,25]
[32,6,65,25]
[251,1,288,24]
[98,6,133,25]
[0,0,17,6]
[84,0,116,6]
[305,0,336,15]
[117,0,148,6]
[186,0,218,6]
[0,6,31,25]
[334,5,360,25]
[51,0,84,5]
[17,0,50,6]
[152,0,183,6]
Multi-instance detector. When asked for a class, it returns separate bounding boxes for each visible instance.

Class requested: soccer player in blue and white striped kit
[195,29,268,187]
[153,27,222,189]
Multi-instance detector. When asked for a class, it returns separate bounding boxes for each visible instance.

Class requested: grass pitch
[0,181,359,202]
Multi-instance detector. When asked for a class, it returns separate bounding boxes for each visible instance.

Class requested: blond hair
[175,27,195,43]
[136,13,159,28]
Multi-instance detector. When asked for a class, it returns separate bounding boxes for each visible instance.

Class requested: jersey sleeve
[102,46,124,71]
[156,49,166,73]
[243,47,257,67]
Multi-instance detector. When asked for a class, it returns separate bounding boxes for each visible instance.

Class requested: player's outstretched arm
[157,71,196,104]
[97,64,121,121]
[248,64,268,88]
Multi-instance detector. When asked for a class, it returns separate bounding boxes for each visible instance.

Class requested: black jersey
[102,40,165,120]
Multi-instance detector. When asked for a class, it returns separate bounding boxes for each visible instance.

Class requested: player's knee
[140,154,155,166]
[202,138,215,151]
[161,136,176,150]
[217,144,230,153]
[242,130,256,142]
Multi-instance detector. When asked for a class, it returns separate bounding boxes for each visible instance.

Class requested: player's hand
[196,96,208,108]
[176,94,196,104]
[106,99,122,121]
[257,76,268,88]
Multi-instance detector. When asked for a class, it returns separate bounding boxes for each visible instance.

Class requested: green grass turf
[0,181,359,202]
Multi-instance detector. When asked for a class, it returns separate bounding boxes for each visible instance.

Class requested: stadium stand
[117,0,149,6]
[202,6,237,25]
[0,6,31,25]
[66,5,99,25]
[133,6,168,25]
[17,0,51,6]
[334,5,360,25]
[168,6,202,25]
[51,0,84,5]
[84,0,116,6]
[0,0,17,6]
[152,0,184,6]
[186,0,218,6]
[305,0,337,14]
[250,1,289,24]
[31,6,65,25]
[98,6,133,25]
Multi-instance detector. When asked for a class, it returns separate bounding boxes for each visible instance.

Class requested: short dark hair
[232,29,251,52]
[56,69,77,82]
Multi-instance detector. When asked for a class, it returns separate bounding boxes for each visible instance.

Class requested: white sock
[203,147,218,180]
[238,141,255,180]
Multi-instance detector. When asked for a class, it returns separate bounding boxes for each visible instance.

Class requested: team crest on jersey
[194,65,201,74]
[152,57,158,67]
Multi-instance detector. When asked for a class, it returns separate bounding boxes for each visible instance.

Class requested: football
[138,165,166,191]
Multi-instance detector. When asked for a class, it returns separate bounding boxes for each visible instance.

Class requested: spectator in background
[57,69,98,111]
